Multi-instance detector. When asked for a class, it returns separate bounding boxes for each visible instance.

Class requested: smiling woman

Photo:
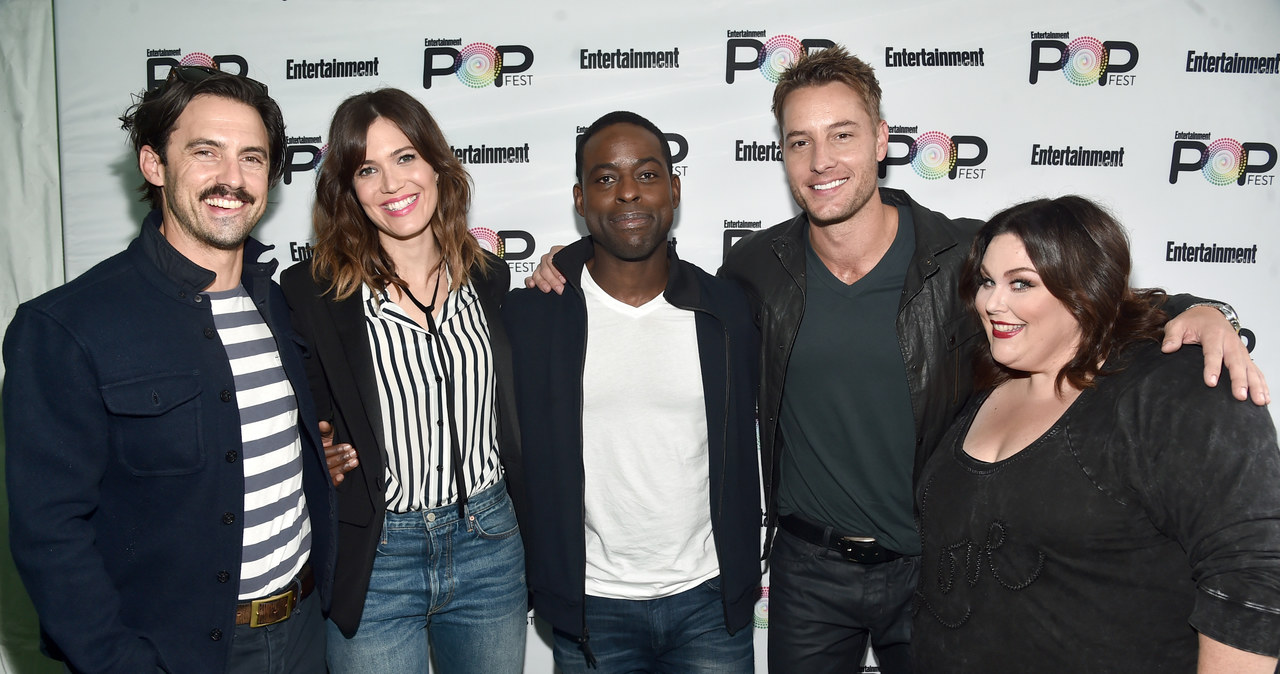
[279,88,529,673]
[912,196,1280,673]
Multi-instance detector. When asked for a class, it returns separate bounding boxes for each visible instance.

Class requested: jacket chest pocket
[101,373,207,476]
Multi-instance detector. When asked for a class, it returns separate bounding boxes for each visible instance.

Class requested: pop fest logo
[423,43,534,89]
[145,51,248,91]
[469,228,537,261]
[282,143,328,186]
[725,35,835,83]
[880,132,988,180]
[1029,37,1138,86]
[1169,138,1277,186]
[753,586,769,629]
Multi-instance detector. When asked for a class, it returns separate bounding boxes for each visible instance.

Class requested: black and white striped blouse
[362,276,503,513]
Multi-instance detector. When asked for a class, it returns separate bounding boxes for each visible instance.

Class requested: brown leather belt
[234,563,314,627]
[780,514,903,564]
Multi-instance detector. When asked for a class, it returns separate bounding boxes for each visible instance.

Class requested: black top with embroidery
[913,342,1280,673]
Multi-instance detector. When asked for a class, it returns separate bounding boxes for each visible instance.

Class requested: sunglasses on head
[162,65,268,95]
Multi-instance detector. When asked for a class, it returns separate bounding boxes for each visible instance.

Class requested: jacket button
[225,450,238,463]
[209,628,222,641]
[916,436,924,446]
[220,390,233,402]
[194,294,204,303]
[222,512,236,525]
[178,291,186,299]
[204,327,216,339]
[217,570,230,583]
[948,335,955,346]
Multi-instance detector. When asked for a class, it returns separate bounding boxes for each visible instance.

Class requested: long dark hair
[959,196,1168,393]
[311,88,487,299]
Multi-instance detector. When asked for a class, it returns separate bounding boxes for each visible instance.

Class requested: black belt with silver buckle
[234,563,314,628]
[780,515,902,564]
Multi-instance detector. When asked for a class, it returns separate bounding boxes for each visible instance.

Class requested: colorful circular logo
[1201,138,1245,186]
[753,586,769,629]
[908,131,956,180]
[758,35,802,83]
[469,227,505,257]
[457,43,500,88]
[179,52,216,68]
[1063,37,1107,86]
[314,143,329,174]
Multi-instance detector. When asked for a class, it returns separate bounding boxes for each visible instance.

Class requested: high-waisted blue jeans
[326,480,527,673]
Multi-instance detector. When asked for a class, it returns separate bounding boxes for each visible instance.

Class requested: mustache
[200,184,255,205]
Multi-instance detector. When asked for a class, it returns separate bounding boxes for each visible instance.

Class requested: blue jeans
[768,527,919,674]
[326,480,527,673]
[551,577,753,674]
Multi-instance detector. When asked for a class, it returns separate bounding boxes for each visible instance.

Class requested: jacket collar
[136,208,280,294]
[551,236,706,310]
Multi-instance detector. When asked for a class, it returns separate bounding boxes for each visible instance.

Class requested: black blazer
[281,252,527,637]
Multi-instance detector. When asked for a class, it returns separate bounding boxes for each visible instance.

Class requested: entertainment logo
[423,39,533,89]
[1028,32,1137,86]
[880,128,988,180]
[722,219,762,261]
[725,32,835,84]
[145,49,248,90]
[1168,131,1275,186]
[470,227,538,273]
[282,136,327,186]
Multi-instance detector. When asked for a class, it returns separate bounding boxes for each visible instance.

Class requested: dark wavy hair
[772,44,882,128]
[959,196,1168,393]
[120,70,286,210]
[575,111,672,184]
[310,88,487,299]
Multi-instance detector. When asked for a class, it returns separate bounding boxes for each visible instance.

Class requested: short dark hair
[959,195,1168,393]
[575,111,672,184]
[772,44,882,129]
[120,69,286,210]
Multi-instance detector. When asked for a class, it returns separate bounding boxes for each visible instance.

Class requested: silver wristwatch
[1188,302,1241,334]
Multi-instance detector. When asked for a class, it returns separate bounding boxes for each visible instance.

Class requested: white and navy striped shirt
[363,276,503,513]
[207,286,311,600]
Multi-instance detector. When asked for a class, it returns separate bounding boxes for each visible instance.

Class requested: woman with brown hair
[282,88,526,672]
[912,195,1280,673]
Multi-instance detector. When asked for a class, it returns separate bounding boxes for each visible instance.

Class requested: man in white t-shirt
[504,111,762,673]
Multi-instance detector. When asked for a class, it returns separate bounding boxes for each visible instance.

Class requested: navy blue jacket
[3,211,335,674]
[503,237,761,640]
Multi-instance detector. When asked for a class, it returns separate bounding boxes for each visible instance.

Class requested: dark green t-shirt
[776,206,920,554]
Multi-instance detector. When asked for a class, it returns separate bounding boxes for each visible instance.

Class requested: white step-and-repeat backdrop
[52,1,1279,671]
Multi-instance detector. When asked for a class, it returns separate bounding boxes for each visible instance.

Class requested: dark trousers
[226,592,326,674]
[768,527,919,674]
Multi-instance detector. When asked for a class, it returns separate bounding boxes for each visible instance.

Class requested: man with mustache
[503,112,761,673]
[4,67,335,673]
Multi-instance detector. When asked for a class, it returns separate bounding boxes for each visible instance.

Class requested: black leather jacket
[720,187,1204,554]
[720,188,986,550]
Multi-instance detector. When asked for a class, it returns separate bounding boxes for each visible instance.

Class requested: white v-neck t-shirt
[580,268,718,600]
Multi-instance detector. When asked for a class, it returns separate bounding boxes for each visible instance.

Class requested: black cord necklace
[400,265,470,518]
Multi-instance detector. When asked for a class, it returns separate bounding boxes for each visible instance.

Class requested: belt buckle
[837,536,878,564]
[248,587,297,628]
